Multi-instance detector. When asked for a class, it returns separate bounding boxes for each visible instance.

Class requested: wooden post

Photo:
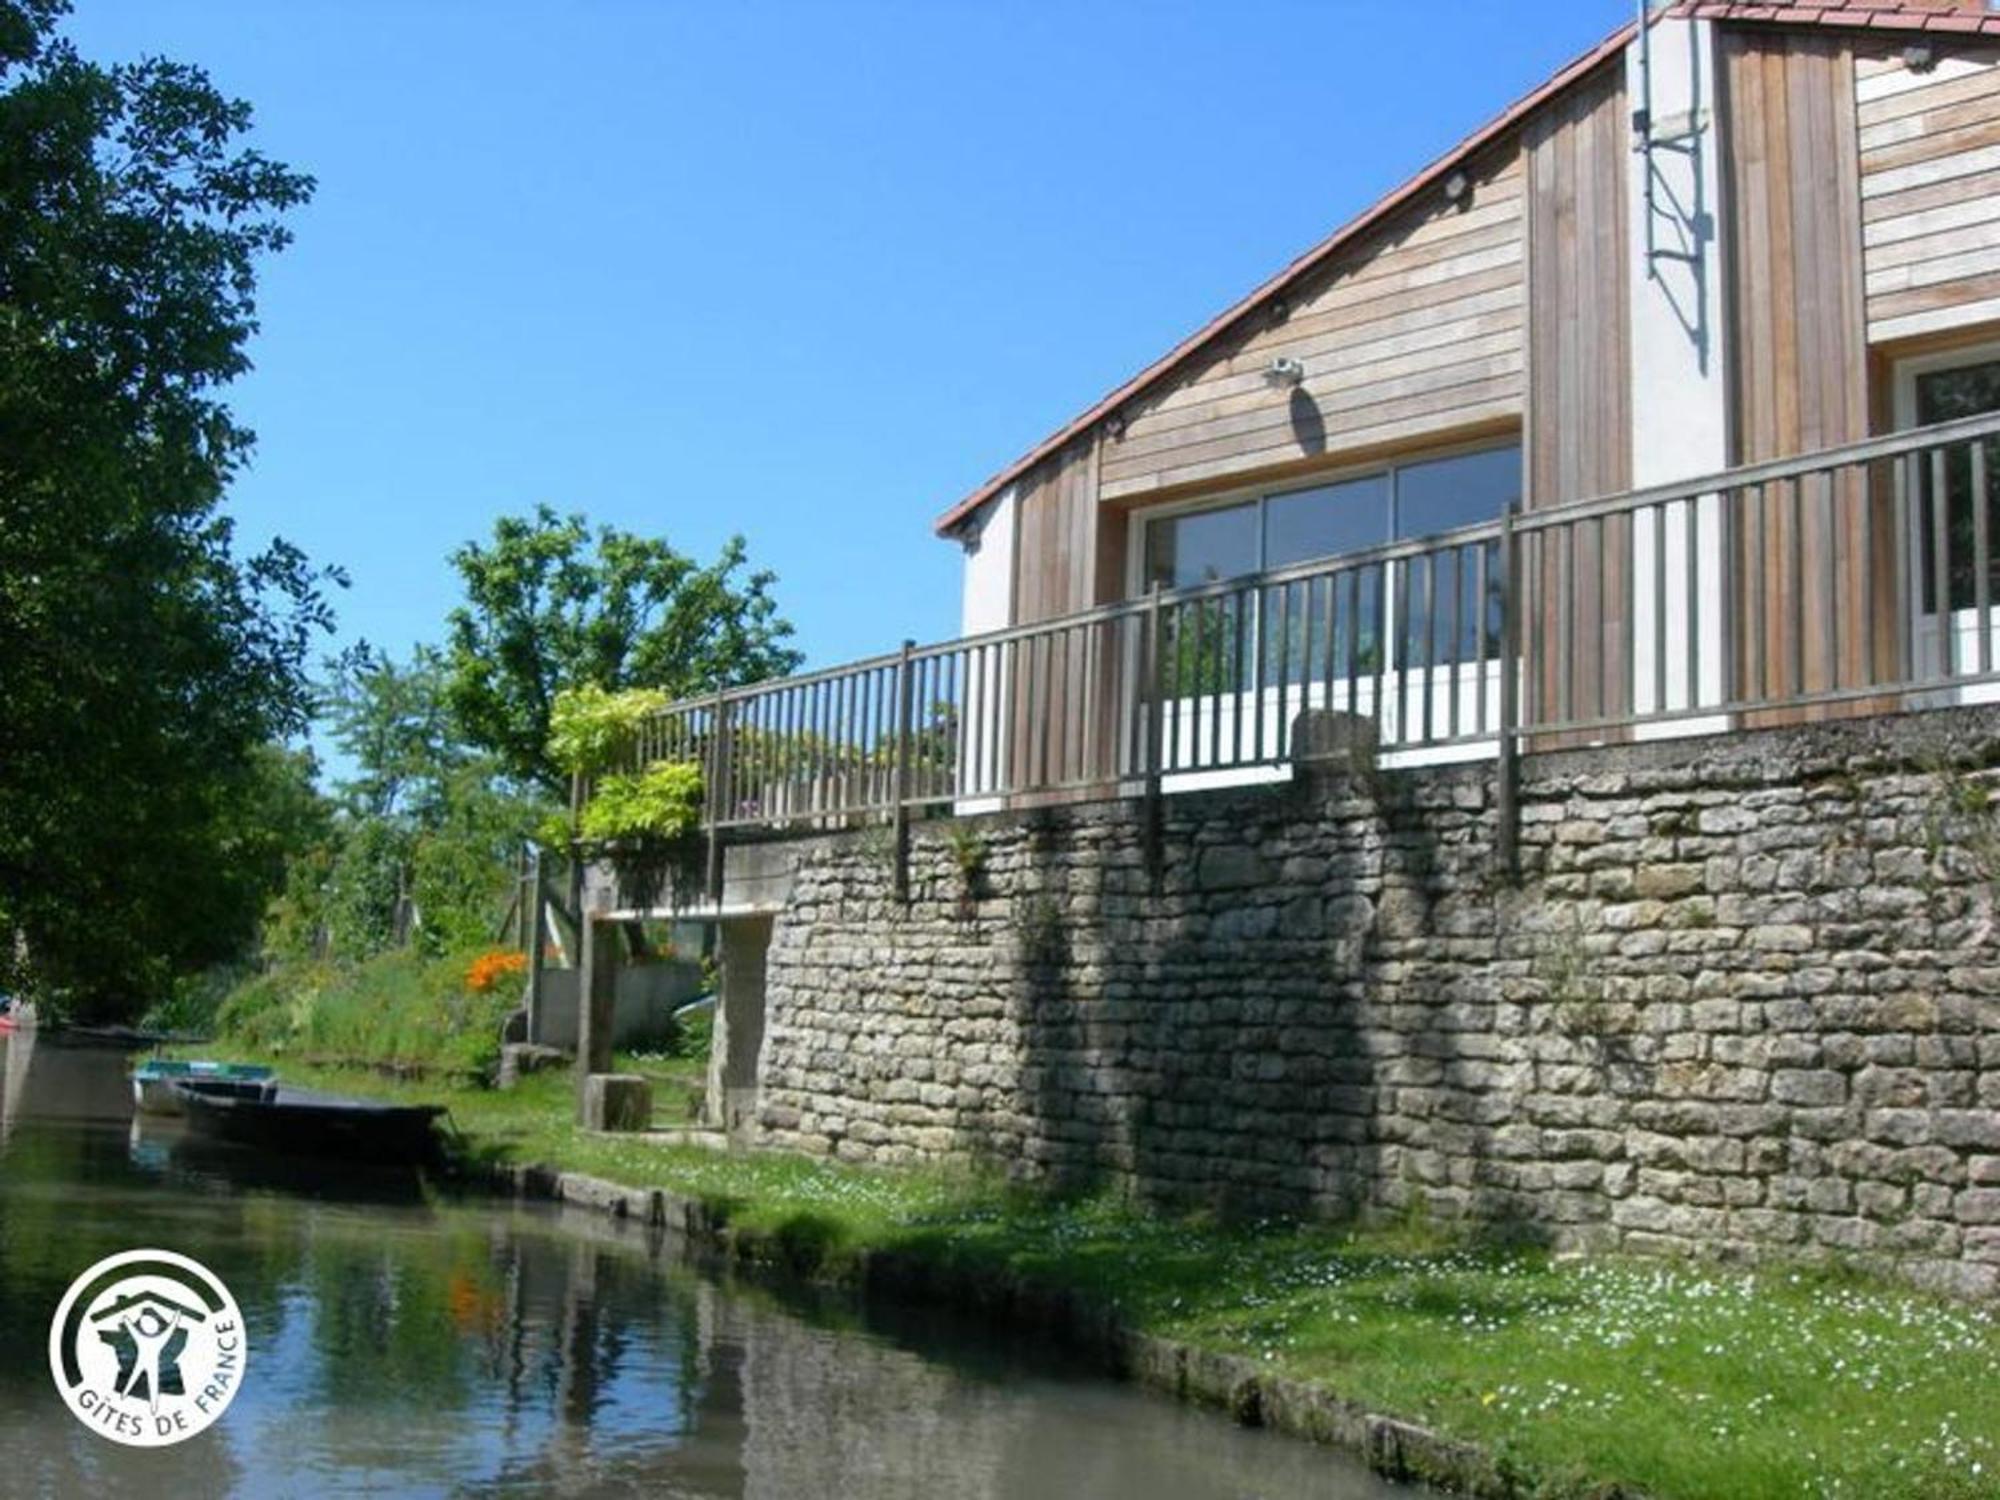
[1495,501,1521,882]
[516,845,533,949]
[525,846,548,1044]
[575,912,618,1124]
[892,638,915,903]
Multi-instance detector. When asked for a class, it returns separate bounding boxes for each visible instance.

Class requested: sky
[63,0,1631,680]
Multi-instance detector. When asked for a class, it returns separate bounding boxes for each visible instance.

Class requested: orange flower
[465,949,529,994]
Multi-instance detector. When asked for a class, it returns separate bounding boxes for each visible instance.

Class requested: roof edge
[931,15,1639,537]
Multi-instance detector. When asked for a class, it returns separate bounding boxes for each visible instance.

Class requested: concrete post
[705,915,772,1138]
[575,914,619,1124]
[525,846,548,1044]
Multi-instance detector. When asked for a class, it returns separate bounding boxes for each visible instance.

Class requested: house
[569,5,2000,1281]
[920,0,2000,795]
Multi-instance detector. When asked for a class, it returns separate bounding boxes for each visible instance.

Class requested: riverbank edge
[470,1157,1603,1500]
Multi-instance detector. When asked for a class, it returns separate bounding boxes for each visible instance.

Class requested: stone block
[583,1073,653,1133]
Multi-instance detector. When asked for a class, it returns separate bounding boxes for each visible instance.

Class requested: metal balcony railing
[616,410,2000,891]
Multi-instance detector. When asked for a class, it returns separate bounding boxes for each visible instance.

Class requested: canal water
[0,1038,1409,1499]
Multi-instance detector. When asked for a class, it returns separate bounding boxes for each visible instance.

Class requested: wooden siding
[1522,61,1633,740]
[1858,42,2000,344]
[1012,436,1108,624]
[1008,437,1125,800]
[1722,28,1888,718]
[1098,153,1526,505]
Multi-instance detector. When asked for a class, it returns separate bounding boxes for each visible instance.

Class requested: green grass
[176,1049,2000,1500]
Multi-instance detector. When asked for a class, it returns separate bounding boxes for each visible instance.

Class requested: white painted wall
[955,486,1015,812]
[957,485,1015,637]
[1626,15,1731,736]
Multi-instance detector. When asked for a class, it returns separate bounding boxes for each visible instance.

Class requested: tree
[443,505,802,797]
[0,3,330,1016]
[269,645,549,965]
[323,644,471,823]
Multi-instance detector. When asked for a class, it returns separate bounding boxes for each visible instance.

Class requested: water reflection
[0,1041,1408,1498]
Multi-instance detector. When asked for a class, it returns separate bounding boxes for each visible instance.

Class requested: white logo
[47,1248,247,1447]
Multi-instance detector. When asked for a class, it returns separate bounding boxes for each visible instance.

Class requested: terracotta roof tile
[933,0,2000,536]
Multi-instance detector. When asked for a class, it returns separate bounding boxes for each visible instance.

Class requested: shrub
[214,950,517,1078]
[464,948,527,994]
[578,760,704,844]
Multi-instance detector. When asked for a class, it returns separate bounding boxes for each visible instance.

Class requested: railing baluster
[1977,441,1993,678]
[1272,581,1289,763]
[1619,515,1633,723]
[1898,454,1915,687]
[1396,558,1412,745]
[1652,503,1667,714]
[1790,476,1806,697]
[1685,495,1699,714]
[1557,526,1573,730]
[1208,599,1224,768]
[1473,543,1488,735]
[1450,545,1463,741]
[1933,449,1953,681]
[1422,550,1437,745]
[1321,571,1338,719]
[1820,470,1839,693]
[1371,560,1387,744]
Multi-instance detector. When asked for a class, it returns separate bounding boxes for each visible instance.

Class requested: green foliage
[215,949,516,1078]
[263,647,552,967]
[0,3,331,1017]
[578,761,704,845]
[444,504,802,796]
[548,683,670,777]
[322,643,471,822]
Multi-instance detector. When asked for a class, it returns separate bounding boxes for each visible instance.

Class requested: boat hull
[178,1087,445,1166]
[131,1062,277,1116]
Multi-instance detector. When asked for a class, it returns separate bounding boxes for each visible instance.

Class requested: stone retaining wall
[748,708,2000,1296]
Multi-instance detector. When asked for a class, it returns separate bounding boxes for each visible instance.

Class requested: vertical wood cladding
[1722,28,1884,717]
[1523,60,1634,738]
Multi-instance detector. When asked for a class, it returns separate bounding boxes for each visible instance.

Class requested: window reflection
[1143,500,1257,591]
[1139,441,1519,704]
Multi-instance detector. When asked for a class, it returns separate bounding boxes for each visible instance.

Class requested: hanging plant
[577,760,705,912]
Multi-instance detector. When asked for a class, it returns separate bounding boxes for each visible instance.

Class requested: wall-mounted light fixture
[1262,356,1306,390]
[1904,41,1938,74]
[1443,169,1472,209]
[1105,410,1127,441]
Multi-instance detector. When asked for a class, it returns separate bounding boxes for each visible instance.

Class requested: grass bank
[181,1051,1999,1500]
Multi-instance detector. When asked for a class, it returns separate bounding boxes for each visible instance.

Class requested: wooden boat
[177,1084,445,1165]
[131,1059,277,1116]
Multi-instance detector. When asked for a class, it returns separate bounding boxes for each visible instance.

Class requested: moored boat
[131,1059,277,1116]
[177,1084,445,1165]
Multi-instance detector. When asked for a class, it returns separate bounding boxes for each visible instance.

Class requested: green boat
[130,1059,277,1116]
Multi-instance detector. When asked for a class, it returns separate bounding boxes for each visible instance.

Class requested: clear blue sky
[64,0,1629,676]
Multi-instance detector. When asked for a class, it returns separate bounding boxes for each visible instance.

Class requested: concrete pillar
[525,846,549,1044]
[705,915,773,1139]
[575,915,618,1124]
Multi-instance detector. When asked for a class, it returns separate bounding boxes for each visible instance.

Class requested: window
[1913,357,2000,615]
[1138,441,1520,590]
[1139,442,1520,685]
